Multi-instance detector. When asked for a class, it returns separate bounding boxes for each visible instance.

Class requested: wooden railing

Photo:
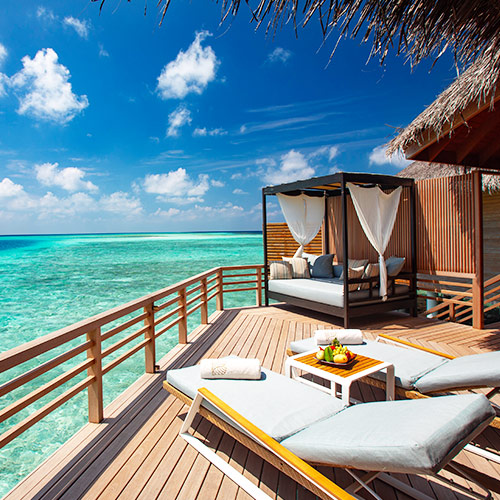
[0,265,264,450]
[422,272,500,325]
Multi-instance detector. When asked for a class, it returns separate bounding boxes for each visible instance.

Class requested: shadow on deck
[6,305,500,500]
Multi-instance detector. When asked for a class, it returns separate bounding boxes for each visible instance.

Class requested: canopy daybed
[262,172,417,327]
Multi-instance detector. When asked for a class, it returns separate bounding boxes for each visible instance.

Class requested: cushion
[281,394,494,474]
[359,263,379,290]
[347,266,364,291]
[268,279,410,308]
[386,256,405,276]
[340,259,368,279]
[346,341,447,390]
[333,264,343,278]
[308,253,334,278]
[282,257,310,279]
[269,261,292,280]
[166,358,344,442]
[290,337,317,354]
[415,350,500,394]
[288,338,446,389]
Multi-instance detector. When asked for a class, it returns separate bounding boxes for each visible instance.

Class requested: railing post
[216,268,224,311]
[201,278,208,324]
[178,288,187,344]
[449,302,456,322]
[472,170,484,329]
[144,303,156,373]
[86,327,103,423]
[256,267,262,307]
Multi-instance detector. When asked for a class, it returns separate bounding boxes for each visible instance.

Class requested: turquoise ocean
[0,232,263,496]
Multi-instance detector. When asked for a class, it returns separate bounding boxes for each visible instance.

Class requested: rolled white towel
[200,358,262,380]
[314,329,364,345]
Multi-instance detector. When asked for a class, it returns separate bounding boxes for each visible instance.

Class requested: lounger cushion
[268,279,409,308]
[281,394,494,474]
[289,338,446,390]
[167,359,345,442]
[415,351,500,393]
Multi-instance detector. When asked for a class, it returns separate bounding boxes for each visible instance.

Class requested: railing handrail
[0,264,265,451]
[0,266,267,372]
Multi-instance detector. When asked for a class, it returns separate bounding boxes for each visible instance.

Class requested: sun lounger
[288,333,500,405]
[164,360,495,500]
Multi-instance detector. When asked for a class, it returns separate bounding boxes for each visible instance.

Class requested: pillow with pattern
[269,261,293,280]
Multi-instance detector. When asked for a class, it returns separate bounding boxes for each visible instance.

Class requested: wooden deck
[6,305,500,500]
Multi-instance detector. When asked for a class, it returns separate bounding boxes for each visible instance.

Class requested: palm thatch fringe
[397,161,500,194]
[94,0,500,91]
[387,48,500,157]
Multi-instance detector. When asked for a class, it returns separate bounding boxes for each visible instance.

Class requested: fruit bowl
[319,354,357,367]
[315,340,356,367]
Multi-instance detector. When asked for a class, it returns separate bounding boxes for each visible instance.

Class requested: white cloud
[157,31,219,100]
[0,43,7,97]
[35,162,98,192]
[154,207,181,217]
[329,146,339,161]
[192,127,227,137]
[143,168,210,203]
[369,145,409,168]
[10,48,89,123]
[211,179,225,187]
[231,172,243,180]
[99,192,143,215]
[63,17,90,39]
[267,47,292,64]
[0,43,7,67]
[233,188,248,195]
[36,7,57,23]
[98,43,109,58]
[260,150,315,185]
[0,178,25,198]
[166,105,192,137]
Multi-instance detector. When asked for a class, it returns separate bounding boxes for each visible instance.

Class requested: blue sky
[0,1,459,234]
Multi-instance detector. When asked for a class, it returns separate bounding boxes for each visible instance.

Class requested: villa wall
[483,191,500,279]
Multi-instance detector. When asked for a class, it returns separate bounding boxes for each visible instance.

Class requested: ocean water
[0,232,263,496]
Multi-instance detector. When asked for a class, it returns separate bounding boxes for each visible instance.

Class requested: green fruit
[316,349,325,361]
[324,346,333,362]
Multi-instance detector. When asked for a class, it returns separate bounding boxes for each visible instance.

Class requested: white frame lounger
[287,333,500,426]
[164,378,494,500]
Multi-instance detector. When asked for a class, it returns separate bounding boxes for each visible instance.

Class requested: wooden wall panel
[265,223,323,264]
[483,191,500,279]
[415,174,474,274]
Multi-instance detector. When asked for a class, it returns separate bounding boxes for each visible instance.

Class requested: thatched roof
[387,48,500,157]
[397,161,500,193]
[95,0,500,94]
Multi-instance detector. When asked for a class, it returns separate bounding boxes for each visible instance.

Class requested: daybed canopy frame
[262,172,417,327]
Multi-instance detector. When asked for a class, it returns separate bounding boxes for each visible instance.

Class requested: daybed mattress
[268,278,409,307]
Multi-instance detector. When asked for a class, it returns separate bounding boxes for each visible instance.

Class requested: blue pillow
[386,256,406,276]
[309,253,334,278]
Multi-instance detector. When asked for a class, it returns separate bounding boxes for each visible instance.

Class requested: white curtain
[346,183,402,300]
[276,193,325,257]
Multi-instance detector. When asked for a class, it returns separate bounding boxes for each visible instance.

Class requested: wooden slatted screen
[265,223,323,264]
[415,174,474,274]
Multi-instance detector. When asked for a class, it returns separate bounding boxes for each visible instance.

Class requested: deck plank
[5,305,500,500]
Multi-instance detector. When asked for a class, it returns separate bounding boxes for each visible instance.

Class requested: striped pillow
[359,263,380,290]
[269,261,292,280]
[348,266,365,291]
[282,257,310,279]
[340,259,368,279]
